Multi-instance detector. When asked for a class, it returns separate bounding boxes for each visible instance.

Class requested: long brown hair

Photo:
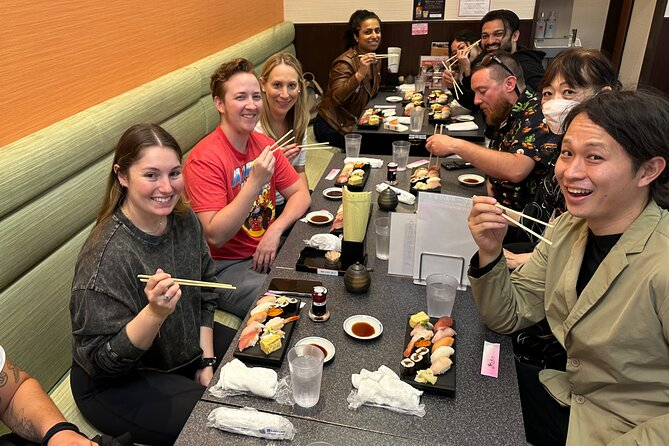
[258,52,309,147]
[94,124,189,231]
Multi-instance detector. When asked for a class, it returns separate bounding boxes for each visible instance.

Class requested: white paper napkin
[210,358,277,399]
[376,183,416,205]
[345,157,384,168]
[383,121,409,133]
[303,233,342,251]
[348,365,425,416]
[446,121,479,132]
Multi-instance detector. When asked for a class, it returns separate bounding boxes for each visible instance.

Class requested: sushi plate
[399,316,456,396]
[295,336,335,363]
[233,304,302,367]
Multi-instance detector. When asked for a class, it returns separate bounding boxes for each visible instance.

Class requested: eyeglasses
[480,54,522,97]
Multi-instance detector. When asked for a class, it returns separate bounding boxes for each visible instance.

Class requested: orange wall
[0,0,283,147]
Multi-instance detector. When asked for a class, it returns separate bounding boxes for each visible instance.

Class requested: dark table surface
[176,154,526,445]
[355,90,486,156]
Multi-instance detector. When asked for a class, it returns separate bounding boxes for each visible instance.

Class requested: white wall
[284,0,536,23]
[619,0,657,87]
[571,0,610,49]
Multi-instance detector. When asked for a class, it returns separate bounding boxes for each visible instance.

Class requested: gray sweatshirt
[71,208,218,378]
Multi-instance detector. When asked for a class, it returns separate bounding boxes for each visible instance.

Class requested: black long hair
[344,10,381,50]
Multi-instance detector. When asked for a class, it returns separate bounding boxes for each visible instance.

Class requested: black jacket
[514,46,546,92]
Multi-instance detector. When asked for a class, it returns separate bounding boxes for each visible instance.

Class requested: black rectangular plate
[268,278,322,294]
[295,247,347,276]
[233,302,302,367]
[428,114,452,124]
[399,316,456,396]
[334,163,371,192]
[356,119,382,130]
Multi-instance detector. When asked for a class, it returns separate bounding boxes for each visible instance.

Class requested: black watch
[199,357,217,369]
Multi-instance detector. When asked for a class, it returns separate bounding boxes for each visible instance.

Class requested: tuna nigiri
[403,328,434,357]
[432,326,457,343]
[433,316,453,331]
[238,321,263,351]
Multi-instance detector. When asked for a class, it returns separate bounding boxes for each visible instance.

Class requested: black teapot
[344,262,371,294]
[377,187,399,212]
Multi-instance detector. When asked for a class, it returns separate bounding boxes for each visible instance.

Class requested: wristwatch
[199,357,217,369]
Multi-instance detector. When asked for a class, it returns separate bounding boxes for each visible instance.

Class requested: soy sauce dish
[295,336,335,362]
[343,315,383,340]
[305,210,334,225]
[458,174,484,187]
[322,187,343,200]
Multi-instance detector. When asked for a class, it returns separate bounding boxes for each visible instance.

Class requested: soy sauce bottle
[309,286,330,322]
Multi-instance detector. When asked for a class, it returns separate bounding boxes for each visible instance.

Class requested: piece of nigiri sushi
[246,311,267,325]
[263,315,299,333]
[431,336,454,352]
[256,294,277,305]
[410,321,434,336]
[238,321,263,351]
[433,316,453,331]
[430,346,455,362]
[250,302,275,316]
[430,356,453,375]
[432,326,457,343]
[403,328,434,357]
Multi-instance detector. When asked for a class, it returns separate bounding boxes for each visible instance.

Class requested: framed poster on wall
[413,0,445,20]
[458,0,491,18]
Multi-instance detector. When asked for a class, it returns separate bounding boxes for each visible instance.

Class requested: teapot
[344,262,371,294]
[377,187,399,212]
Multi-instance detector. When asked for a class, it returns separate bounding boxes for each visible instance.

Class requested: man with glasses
[427,51,558,215]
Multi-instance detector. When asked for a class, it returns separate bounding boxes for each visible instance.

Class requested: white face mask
[542,98,580,134]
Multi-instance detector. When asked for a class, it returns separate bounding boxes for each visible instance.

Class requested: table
[355,90,486,156]
[176,154,526,445]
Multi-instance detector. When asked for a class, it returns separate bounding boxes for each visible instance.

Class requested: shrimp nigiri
[403,328,434,357]
[263,315,300,334]
[238,321,263,351]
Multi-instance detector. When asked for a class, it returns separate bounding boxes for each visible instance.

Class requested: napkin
[376,183,416,205]
[344,157,384,168]
[446,121,479,132]
[304,233,342,251]
[342,186,371,243]
[210,359,277,399]
[347,365,425,417]
[383,121,409,133]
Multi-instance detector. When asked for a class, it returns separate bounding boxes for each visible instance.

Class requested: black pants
[71,322,236,446]
[313,114,345,149]
[517,361,570,446]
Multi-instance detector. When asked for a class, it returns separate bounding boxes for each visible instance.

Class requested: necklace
[121,205,167,235]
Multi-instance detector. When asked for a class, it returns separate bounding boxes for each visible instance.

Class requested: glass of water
[426,273,458,317]
[288,344,324,408]
[375,217,390,260]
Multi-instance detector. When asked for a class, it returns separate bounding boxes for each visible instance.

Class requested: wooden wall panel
[294,21,534,89]
[0,0,282,147]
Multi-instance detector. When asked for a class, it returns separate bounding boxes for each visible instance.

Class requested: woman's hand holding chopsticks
[143,268,182,314]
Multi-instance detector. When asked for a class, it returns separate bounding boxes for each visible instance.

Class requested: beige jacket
[317,47,380,135]
[470,200,669,445]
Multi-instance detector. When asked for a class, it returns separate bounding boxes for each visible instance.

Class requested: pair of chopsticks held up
[137,275,236,290]
[267,129,332,153]
[495,203,553,245]
[441,39,481,101]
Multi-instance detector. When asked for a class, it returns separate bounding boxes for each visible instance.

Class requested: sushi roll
[415,347,431,363]
[400,358,416,377]
[410,352,427,369]
[286,297,299,313]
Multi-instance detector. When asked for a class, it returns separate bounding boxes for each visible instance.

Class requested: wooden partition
[294,21,533,87]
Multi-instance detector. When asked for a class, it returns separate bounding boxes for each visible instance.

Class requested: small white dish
[322,187,343,200]
[305,210,334,225]
[396,116,411,125]
[295,336,335,363]
[452,114,475,122]
[343,315,383,340]
[458,174,485,186]
[382,109,396,117]
[386,95,403,103]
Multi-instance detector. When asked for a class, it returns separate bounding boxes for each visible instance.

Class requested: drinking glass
[392,140,410,171]
[288,344,324,408]
[387,47,401,74]
[426,273,458,317]
[415,75,426,93]
[410,107,425,133]
[344,133,362,159]
[374,217,390,260]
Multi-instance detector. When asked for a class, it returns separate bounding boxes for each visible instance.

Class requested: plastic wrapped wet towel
[207,406,295,440]
[304,233,342,251]
[376,182,416,205]
[209,358,277,399]
[347,365,425,417]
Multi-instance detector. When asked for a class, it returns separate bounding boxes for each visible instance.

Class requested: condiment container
[344,262,371,294]
[377,187,399,212]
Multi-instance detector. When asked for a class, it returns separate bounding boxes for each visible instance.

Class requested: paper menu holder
[414,252,467,291]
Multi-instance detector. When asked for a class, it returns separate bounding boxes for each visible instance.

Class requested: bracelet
[199,357,217,369]
[42,421,81,446]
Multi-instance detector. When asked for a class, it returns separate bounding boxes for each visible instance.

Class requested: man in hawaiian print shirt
[426,50,558,212]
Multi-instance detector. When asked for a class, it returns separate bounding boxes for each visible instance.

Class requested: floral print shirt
[488,89,559,211]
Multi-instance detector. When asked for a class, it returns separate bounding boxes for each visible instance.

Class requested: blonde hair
[94,124,189,233]
[258,52,309,147]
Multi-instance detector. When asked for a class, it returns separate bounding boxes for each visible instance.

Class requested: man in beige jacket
[467,91,669,445]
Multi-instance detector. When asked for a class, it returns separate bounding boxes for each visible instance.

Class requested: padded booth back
[0,21,295,408]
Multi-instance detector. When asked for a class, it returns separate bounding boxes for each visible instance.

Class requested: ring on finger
[163,294,172,302]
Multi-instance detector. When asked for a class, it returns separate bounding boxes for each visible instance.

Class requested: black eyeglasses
[481,54,522,97]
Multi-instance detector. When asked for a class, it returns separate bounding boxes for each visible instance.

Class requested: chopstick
[268,129,294,151]
[298,142,330,149]
[271,136,295,153]
[495,203,554,228]
[357,54,393,58]
[299,146,335,151]
[137,275,236,290]
[499,213,553,246]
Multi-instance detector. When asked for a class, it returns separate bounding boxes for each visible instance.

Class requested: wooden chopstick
[299,146,335,151]
[357,54,393,58]
[271,136,296,153]
[137,275,236,290]
[298,142,330,149]
[268,129,294,151]
[499,213,553,246]
[495,203,554,228]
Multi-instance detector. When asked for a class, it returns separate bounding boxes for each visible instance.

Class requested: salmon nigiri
[431,336,454,352]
